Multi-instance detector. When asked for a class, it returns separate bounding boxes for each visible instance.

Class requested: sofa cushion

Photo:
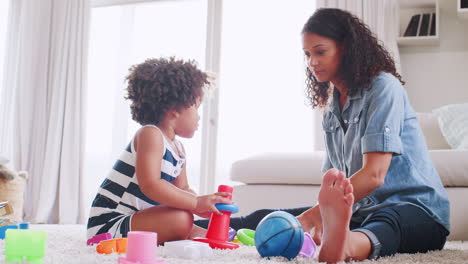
[417,112,450,150]
[429,150,468,187]
[230,152,325,185]
[230,150,468,187]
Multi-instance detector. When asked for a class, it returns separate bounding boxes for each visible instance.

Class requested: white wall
[399,0,468,112]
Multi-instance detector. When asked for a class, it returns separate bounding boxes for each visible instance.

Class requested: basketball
[254,211,304,260]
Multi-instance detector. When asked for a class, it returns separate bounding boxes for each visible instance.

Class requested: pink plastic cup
[118,231,165,264]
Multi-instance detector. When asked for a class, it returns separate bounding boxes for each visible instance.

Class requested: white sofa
[230,113,468,240]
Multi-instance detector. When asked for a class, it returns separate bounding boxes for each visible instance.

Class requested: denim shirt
[321,72,450,232]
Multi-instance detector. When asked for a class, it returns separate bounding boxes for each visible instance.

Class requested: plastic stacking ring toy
[193,185,240,249]
[232,236,241,244]
[215,203,239,213]
[236,229,255,246]
[228,228,237,242]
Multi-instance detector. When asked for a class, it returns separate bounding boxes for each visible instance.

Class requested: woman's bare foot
[318,170,354,263]
[297,214,317,239]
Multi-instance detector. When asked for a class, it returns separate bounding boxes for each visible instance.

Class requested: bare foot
[298,212,324,246]
[318,170,354,263]
[188,224,207,239]
[297,214,315,237]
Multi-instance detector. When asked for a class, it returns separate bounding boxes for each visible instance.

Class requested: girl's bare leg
[131,205,193,245]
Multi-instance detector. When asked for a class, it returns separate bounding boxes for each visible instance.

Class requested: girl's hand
[193,192,232,216]
[194,211,212,219]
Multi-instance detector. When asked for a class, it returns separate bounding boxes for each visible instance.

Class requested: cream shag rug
[0,225,467,264]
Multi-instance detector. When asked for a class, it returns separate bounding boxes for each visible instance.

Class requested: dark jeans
[351,204,449,258]
[194,207,310,231]
[194,204,449,258]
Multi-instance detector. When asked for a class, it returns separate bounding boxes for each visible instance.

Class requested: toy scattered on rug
[87,232,129,255]
[254,211,317,260]
[96,238,128,255]
[119,231,165,264]
[87,232,112,246]
[0,221,29,239]
[227,227,237,242]
[193,185,240,249]
[228,227,257,246]
[298,232,317,258]
[164,240,213,259]
[4,229,47,264]
[236,228,256,246]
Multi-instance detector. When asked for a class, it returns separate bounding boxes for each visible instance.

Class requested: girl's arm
[135,127,230,212]
[171,144,213,218]
[135,127,197,210]
[172,143,197,195]
[174,164,214,218]
[134,127,231,213]
[172,162,197,195]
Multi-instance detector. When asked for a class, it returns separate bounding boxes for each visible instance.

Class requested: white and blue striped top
[87,125,185,236]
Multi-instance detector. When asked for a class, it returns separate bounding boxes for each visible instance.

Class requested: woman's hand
[297,206,323,245]
[193,192,232,216]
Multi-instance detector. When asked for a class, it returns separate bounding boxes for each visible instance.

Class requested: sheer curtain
[0,0,12,157]
[216,0,318,187]
[0,1,9,94]
[84,1,208,217]
[0,0,90,224]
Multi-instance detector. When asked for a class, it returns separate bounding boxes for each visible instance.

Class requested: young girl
[197,8,450,263]
[87,57,231,244]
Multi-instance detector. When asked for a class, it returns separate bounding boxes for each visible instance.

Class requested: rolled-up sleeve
[361,77,404,155]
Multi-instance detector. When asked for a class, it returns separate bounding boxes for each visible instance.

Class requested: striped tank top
[87,125,185,238]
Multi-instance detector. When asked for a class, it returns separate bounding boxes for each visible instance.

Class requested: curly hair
[125,57,211,125]
[302,8,404,109]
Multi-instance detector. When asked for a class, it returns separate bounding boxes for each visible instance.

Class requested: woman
[296,8,449,262]
[196,8,450,262]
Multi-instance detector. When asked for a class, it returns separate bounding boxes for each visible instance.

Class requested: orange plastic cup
[96,238,128,254]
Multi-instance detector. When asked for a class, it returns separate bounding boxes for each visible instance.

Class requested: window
[85,0,318,209]
[216,0,316,186]
[84,0,207,209]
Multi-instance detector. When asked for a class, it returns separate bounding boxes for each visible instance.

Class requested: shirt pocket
[322,114,340,133]
[347,107,363,126]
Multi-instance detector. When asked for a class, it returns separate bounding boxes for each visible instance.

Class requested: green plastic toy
[236,228,255,246]
[5,229,47,264]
